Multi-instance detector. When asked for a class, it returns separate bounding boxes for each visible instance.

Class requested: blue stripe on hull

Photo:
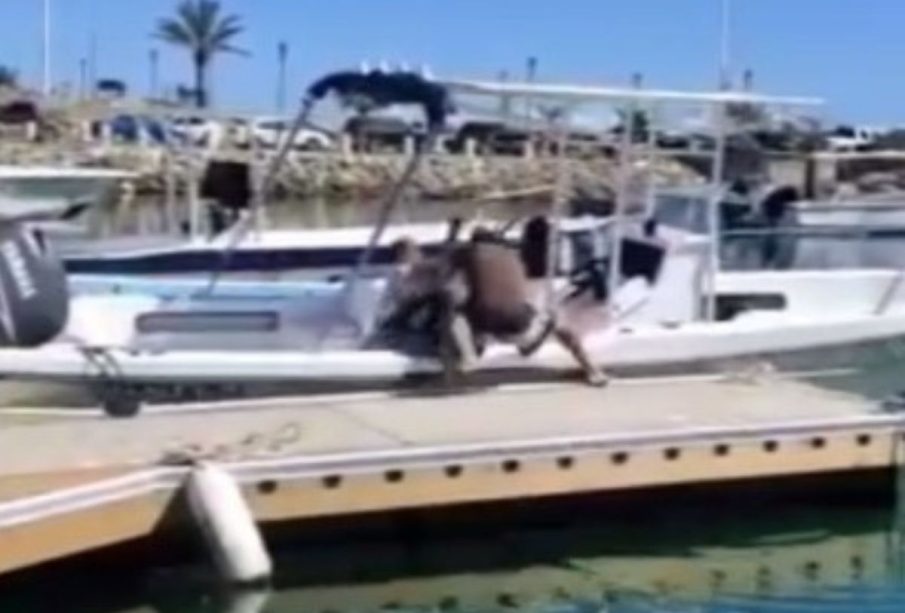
[63,244,414,275]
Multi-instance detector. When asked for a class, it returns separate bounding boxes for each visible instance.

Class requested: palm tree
[154,0,246,108]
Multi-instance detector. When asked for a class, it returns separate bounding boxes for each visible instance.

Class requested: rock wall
[0,142,700,202]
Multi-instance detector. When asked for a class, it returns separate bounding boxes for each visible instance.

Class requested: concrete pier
[0,375,900,576]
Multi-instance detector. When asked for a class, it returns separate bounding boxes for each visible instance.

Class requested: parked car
[445,120,533,155]
[826,125,883,152]
[238,116,333,151]
[0,100,39,125]
[170,116,225,148]
[344,115,422,152]
[92,114,171,145]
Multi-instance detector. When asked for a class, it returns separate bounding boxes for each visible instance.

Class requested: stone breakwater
[0,142,699,201]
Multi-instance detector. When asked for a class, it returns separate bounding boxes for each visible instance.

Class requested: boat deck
[0,374,900,575]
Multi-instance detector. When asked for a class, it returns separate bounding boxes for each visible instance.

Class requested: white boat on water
[62,219,478,278]
[0,165,133,215]
[794,191,905,232]
[1,69,902,418]
[17,221,905,417]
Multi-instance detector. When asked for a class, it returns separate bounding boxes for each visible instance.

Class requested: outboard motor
[201,160,252,234]
[0,223,68,347]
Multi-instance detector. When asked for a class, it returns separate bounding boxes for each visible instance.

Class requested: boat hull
[61,223,460,276]
[1,311,903,393]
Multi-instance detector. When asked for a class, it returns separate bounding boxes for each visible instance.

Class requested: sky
[0,0,902,123]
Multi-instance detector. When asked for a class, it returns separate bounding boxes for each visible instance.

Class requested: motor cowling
[0,223,69,347]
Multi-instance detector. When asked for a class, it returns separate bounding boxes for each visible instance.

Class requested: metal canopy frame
[445,77,824,321]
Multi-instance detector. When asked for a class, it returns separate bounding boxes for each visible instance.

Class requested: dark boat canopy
[305,70,454,130]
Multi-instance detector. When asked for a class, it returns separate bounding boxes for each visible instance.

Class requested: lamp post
[497,69,511,118]
[78,57,87,99]
[277,41,289,113]
[149,48,159,99]
[42,0,51,96]
[525,56,538,123]
[719,0,733,90]
[88,33,98,97]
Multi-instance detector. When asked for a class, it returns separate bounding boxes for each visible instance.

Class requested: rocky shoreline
[0,142,700,202]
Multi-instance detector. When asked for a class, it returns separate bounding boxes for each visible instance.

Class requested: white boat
[4,69,901,418]
[62,220,476,277]
[794,192,905,233]
[0,165,133,215]
[13,223,905,418]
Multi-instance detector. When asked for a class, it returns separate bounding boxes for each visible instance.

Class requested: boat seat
[565,237,667,303]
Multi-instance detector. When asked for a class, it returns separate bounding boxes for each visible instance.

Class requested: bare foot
[585,369,610,387]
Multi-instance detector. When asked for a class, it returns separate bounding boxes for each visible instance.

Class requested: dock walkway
[0,375,900,575]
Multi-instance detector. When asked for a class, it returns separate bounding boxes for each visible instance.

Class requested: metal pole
[719,0,733,90]
[163,149,177,235]
[78,58,87,100]
[705,103,728,321]
[187,156,202,240]
[88,33,97,96]
[203,97,317,295]
[348,135,435,288]
[645,104,659,215]
[42,0,51,97]
[149,49,159,99]
[277,41,288,113]
[742,68,754,92]
[545,117,570,310]
[525,56,538,123]
[608,101,636,303]
[497,69,511,119]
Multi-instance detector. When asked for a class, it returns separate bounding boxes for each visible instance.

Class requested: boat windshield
[653,192,710,234]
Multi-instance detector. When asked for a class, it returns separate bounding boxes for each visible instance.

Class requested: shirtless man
[449,229,608,386]
[377,238,447,337]
[376,220,469,359]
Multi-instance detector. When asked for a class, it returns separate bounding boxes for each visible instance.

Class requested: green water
[6,501,905,613]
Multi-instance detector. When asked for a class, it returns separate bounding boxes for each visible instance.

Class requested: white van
[826,125,884,152]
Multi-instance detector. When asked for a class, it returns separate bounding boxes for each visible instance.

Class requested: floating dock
[0,374,902,576]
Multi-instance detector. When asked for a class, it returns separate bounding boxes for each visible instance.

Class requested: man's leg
[437,287,478,383]
[552,326,609,387]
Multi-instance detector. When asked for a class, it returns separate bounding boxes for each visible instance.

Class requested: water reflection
[259,521,900,612]
[55,505,903,613]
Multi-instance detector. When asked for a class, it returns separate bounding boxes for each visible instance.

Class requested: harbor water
[4,494,905,612]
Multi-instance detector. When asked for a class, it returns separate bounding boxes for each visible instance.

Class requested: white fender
[222,590,272,613]
[186,463,272,585]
